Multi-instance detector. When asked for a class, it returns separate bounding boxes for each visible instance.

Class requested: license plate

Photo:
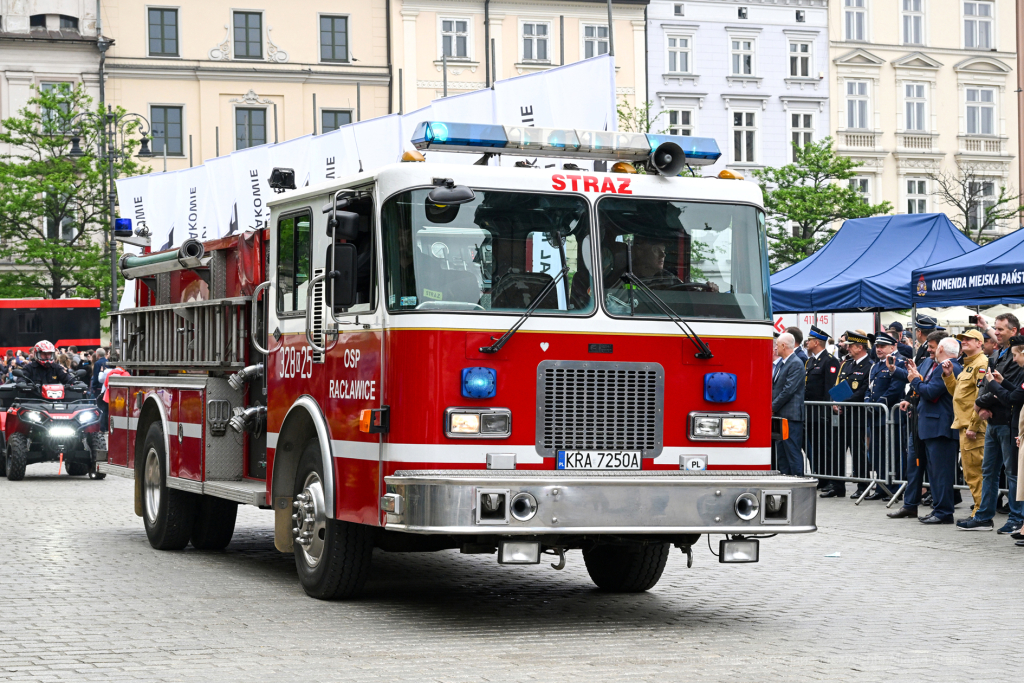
[556,450,641,470]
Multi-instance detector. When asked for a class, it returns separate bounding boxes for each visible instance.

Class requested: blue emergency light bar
[410,121,722,166]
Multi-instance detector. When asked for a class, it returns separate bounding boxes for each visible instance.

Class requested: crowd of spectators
[772,314,1024,545]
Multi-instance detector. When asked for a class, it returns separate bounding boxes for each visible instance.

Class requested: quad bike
[0,368,107,481]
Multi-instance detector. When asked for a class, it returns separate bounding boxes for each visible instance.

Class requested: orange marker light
[359,409,372,433]
[718,169,744,180]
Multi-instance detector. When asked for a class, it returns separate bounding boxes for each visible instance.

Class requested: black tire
[66,461,89,476]
[190,496,238,550]
[0,434,6,477]
[6,433,28,481]
[141,423,196,550]
[293,440,374,600]
[583,542,671,593]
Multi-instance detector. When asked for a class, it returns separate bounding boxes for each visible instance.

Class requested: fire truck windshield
[382,189,595,315]
[597,197,769,321]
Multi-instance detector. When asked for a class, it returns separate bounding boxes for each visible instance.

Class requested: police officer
[862,331,908,500]
[822,330,874,498]
[804,326,841,490]
[912,315,944,365]
[886,322,915,359]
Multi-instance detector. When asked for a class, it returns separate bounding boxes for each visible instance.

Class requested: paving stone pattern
[0,465,1018,682]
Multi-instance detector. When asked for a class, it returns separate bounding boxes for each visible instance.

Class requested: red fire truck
[101,123,816,599]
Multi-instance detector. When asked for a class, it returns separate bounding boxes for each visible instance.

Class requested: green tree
[0,84,144,313]
[753,137,892,272]
[617,98,665,134]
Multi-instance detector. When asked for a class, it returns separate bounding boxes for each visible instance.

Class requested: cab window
[277,210,311,313]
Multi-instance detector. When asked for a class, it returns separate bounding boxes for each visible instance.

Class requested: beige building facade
[100,0,391,172]
[829,0,1018,232]
[393,0,647,112]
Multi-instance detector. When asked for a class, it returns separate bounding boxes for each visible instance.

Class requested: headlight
[688,412,750,441]
[23,410,44,424]
[76,410,99,424]
[48,425,76,438]
[445,408,512,438]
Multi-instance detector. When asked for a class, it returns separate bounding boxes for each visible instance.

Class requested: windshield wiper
[480,265,570,354]
[620,241,713,359]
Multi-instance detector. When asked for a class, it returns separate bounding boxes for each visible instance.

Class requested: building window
[277,211,312,314]
[738,7,748,19]
[968,180,996,230]
[732,111,756,163]
[674,4,684,16]
[666,110,693,136]
[441,19,469,58]
[731,39,754,75]
[966,87,995,134]
[789,42,810,77]
[964,1,993,49]
[29,14,45,29]
[321,110,351,134]
[148,8,178,57]
[235,108,266,149]
[846,80,870,129]
[233,12,262,60]
[40,82,72,132]
[845,0,866,41]
[59,15,78,30]
[44,216,75,241]
[902,0,923,45]
[907,179,928,213]
[667,35,690,73]
[850,177,870,203]
[150,106,183,155]
[584,25,609,58]
[522,22,549,61]
[791,113,813,161]
[320,15,349,62]
[905,83,927,131]
[796,10,806,22]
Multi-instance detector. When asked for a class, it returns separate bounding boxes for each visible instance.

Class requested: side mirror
[12,369,24,379]
[330,211,360,240]
[328,243,358,311]
[76,368,88,379]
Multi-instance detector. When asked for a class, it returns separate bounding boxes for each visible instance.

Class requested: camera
[969,315,978,324]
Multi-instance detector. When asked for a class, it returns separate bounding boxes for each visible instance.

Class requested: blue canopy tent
[770,214,978,313]
[911,227,1024,307]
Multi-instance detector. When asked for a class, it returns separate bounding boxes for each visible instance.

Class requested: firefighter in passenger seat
[22,340,73,387]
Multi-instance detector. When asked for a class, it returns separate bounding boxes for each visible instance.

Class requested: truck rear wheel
[583,542,671,593]
[190,496,238,550]
[141,423,196,550]
[6,433,28,481]
[293,440,373,600]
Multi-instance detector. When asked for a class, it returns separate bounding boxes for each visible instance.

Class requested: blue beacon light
[462,367,497,399]
[114,218,133,237]
[704,372,737,403]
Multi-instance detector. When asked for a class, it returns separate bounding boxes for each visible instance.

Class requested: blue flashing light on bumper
[461,367,497,399]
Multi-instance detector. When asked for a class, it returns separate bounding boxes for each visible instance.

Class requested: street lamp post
[67,110,154,331]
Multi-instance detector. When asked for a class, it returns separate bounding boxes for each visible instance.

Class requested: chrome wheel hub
[293,473,327,567]
[143,448,161,526]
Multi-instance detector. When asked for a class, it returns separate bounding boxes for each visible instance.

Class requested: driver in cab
[22,340,73,386]
[606,235,718,313]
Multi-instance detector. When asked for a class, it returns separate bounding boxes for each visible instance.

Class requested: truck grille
[535,360,665,457]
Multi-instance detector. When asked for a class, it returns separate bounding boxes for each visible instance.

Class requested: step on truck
[101,123,816,598]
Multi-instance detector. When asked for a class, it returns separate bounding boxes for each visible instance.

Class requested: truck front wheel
[293,440,373,600]
[141,423,196,550]
[583,542,671,593]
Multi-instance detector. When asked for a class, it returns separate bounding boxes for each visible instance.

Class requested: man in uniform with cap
[946,329,989,520]
[913,315,944,365]
[821,330,874,498]
[886,322,915,359]
[804,326,841,489]
[861,331,908,500]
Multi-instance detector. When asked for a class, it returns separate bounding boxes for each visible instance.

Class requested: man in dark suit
[772,332,806,476]
[786,326,808,363]
[905,336,963,524]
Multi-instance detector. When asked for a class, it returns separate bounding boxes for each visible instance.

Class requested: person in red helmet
[21,340,73,386]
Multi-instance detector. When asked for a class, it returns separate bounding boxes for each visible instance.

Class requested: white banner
[345,115,404,174]
[146,170,180,251]
[494,55,616,131]
[114,174,152,233]
[308,128,350,186]
[430,89,495,124]
[230,145,272,233]
[268,135,313,188]
[203,156,235,239]
[170,166,213,243]
[401,105,434,152]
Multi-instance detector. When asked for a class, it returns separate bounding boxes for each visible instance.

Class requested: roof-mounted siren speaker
[269,167,296,194]
[648,141,687,176]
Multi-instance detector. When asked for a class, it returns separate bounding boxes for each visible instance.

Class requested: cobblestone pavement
[0,465,1019,682]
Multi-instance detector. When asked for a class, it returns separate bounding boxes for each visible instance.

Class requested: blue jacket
[910,358,962,440]
[867,354,908,408]
[793,346,808,363]
[772,353,806,423]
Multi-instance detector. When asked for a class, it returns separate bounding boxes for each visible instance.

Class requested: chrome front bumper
[383,470,817,535]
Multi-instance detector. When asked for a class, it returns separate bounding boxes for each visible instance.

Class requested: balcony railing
[959,136,1005,154]
[840,131,879,149]
[899,134,934,151]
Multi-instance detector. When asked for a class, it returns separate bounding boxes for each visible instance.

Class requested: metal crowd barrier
[799,401,1009,508]
[803,401,894,504]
